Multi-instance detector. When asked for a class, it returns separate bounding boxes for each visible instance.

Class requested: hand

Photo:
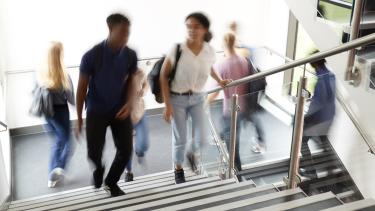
[219,79,232,87]
[75,117,83,140]
[115,103,131,120]
[164,104,173,123]
[138,89,145,97]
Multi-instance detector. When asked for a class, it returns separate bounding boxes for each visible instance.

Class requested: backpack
[148,44,182,103]
[246,57,267,111]
[29,85,54,118]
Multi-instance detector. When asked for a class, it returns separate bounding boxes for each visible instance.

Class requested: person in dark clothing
[300,51,336,179]
[76,13,137,197]
[38,41,75,188]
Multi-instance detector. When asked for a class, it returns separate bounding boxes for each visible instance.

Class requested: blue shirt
[80,40,138,117]
[305,65,336,125]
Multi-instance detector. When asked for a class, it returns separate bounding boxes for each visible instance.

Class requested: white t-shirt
[167,42,216,93]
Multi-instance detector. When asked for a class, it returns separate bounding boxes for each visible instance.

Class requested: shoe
[299,168,317,179]
[174,169,186,184]
[48,168,64,188]
[135,151,145,164]
[251,143,266,154]
[186,152,197,172]
[93,166,105,188]
[125,172,134,182]
[103,184,125,197]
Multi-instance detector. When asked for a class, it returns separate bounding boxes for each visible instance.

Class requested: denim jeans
[170,93,209,166]
[125,115,150,171]
[46,105,71,173]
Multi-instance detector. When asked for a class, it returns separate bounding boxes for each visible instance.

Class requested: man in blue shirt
[76,13,137,197]
[300,52,336,180]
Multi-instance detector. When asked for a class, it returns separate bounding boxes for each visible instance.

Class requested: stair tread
[253,192,341,211]
[105,181,267,211]
[322,198,375,211]
[190,188,305,211]
[9,170,198,210]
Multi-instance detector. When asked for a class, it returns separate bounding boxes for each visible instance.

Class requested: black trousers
[86,113,133,186]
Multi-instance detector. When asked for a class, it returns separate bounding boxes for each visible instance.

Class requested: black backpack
[246,57,267,111]
[148,44,181,103]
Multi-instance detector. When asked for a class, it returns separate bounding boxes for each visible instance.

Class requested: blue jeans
[170,93,208,166]
[46,105,71,173]
[125,115,150,171]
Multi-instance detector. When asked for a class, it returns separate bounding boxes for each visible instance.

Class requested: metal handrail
[259,45,375,155]
[0,120,7,132]
[207,32,375,94]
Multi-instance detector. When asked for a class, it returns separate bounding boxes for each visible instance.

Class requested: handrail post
[287,76,307,189]
[345,0,363,81]
[229,94,239,179]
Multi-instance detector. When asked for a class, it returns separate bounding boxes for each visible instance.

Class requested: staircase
[238,138,363,203]
[4,169,375,211]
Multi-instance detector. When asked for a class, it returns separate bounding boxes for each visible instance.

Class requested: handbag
[29,85,54,117]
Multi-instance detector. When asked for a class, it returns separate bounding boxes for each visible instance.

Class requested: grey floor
[12,105,296,200]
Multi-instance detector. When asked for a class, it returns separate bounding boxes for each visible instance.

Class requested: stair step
[32,176,229,211]
[196,188,306,211]
[9,170,197,210]
[109,181,266,211]
[253,192,342,211]
[10,169,174,205]
[78,178,246,211]
[322,198,375,211]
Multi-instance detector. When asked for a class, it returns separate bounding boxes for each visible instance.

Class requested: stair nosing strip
[27,176,222,211]
[79,178,241,211]
[321,198,375,211]
[163,188,303,211]
[253,191,337,211]
[9,172,197,209]
[9,169,175,205]
[109,181,270,211]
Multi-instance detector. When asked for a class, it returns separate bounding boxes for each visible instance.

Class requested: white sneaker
[48,168,64,188]
[251,144,266,154]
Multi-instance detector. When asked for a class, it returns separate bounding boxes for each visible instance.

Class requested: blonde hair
[223,32,236,51]
[39,41,70,90]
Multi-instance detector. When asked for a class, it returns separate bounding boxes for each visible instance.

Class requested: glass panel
[318,0,352,23]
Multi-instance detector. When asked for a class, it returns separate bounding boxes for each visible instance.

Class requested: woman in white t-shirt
[160,12,230,184]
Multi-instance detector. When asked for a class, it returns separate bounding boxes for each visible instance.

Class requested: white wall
[0,0,11,205]
[285,0,375,198]
[3,0,290,129]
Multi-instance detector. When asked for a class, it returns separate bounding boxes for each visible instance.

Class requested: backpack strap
[169,44,182,83]
[93,43,103,76]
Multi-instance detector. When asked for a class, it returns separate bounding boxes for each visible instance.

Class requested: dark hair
[106,13,130,29]
[185,12,213,42]
[309,49,326,67]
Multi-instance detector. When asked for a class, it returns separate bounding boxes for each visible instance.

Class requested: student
[209,32,249,172]
[300,50,336,179]
[38,41,75,188]
[160,12,230,184]
[76,13,137,197]
[124,68,150,182]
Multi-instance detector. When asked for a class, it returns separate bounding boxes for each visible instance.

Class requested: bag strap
[169,44,182,82]
[93,43,103,76]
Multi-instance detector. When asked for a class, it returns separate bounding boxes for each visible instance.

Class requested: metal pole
[345,0,363,81]
[229,94,239,178]
[287,76,307,189]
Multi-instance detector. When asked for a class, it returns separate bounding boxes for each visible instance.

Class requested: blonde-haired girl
[39,41,75,188]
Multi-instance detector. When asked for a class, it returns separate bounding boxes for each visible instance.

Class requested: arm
[160,58,173,123]
[210,67,231,87]
[76,73,89,133]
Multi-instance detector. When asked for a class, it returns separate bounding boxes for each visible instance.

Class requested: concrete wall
[285,0,375,198]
